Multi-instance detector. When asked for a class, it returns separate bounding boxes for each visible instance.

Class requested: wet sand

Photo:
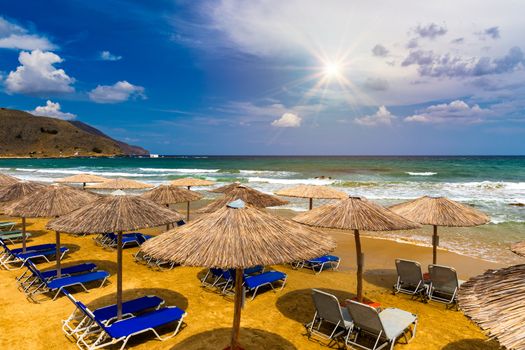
[0,208,504,350]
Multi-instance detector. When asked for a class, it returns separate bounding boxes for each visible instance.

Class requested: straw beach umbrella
[210,181,241,193]
[197,185,288,214]
[0,173,19,187]
[47,193,183,319]
[140,199,335,350]
[170,177,215,190]
[86,177,153,190]
[389,196,489,264]
[141,185,202,222]
[458,264,525,350]
[0,181,47,252]
[511,241,525,257]
[170,178,215,220]
[294,196,420,302]
[275,184,347,210]
[5,185,98,275]
[56,173,108,190]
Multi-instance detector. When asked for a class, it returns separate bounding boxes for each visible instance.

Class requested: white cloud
[28,100,76,120]
[271,112,302,127]
[476,26,500,40]
[355,106,395,126]
[413,23,447,39]
[404,100,492,123]
[402,47,525,78]
[363,77,389,91]
[0,16,56,50]
[88,81,145,104]
[5,50,75,94]
[100,50,122,61]
[372,44,389,57]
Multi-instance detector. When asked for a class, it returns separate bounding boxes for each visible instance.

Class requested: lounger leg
[328,321,341,339]
[307,312,318,336]
[317,262,325,274]
[280,277,287,290]
[372,330,383,350]
[251,286,259,300]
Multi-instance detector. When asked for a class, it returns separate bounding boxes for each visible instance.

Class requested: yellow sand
[0,211,503,350]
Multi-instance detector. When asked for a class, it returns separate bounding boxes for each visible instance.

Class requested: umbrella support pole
[354,229,364,302]
[186,201,191,222]
[166,204,170,231]
[117,231,123,320]
[229,268,244,350]
[55,231,61,278]
[309,198,313,210]
[22,217,27,253]
[432,225,439,264]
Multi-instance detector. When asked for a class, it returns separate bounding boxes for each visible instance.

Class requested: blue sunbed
[18,262,97,290]
[1,241,56,261]
[304,255,341,274]
[97,232,147,249]
[0,244,68,270]
[62,292,165,338]
[75,300,186,350]
[25,261,109,301]
[201,266,266,295]
[244,270,287,300]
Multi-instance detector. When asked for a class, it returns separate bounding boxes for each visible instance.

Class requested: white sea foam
[406,172,437,176]
[239,169,297,176]
[247,176,335,185]
[138,168,219,173]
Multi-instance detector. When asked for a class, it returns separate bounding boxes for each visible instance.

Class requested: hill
[0,108,149,158]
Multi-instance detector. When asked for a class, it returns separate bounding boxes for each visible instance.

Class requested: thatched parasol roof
[389,196,489,227]
[47,195,184,234]
[197,185,288,213]
[140,201,336,268]
[458,264,525,350]
[170,177,215,187]
[141,185,202,205]
[511,241,525,257]
[86,178,154,190]
[210,182,241,193]
[294,196,421,231]
[0,173,19,187]
[0,181,47,204]
[275,184,347,200]
[56,173,108,184]
[5,184,98,218]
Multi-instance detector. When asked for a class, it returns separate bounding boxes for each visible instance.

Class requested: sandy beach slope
[0,207,503,350]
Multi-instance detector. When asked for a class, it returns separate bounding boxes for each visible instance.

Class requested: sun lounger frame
[307,289,354,344]
[75,301,186,350]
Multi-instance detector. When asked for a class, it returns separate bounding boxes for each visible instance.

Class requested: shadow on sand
[363,268,397,289]
[276,288,356,324]
[170,327,297,350]
[441,338,501,350]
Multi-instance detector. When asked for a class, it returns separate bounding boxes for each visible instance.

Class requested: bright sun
[323,62,342,78]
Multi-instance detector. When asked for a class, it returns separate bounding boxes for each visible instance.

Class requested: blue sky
[1,0,524,155]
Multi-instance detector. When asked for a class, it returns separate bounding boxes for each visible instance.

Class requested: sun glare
[323,61,342,79]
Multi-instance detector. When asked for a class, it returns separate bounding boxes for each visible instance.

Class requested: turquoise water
[1,156,524,263]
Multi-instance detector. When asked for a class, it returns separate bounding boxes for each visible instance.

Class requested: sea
[1,156,524,264]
